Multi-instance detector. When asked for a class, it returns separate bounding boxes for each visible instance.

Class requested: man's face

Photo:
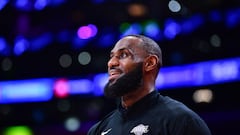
[104,36,147,98]
[104,62,143,98]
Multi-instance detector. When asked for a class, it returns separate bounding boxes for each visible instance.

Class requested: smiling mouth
[108,70,122,82]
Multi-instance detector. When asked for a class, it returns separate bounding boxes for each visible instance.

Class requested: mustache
[108,67,122,73]
[108,66,121,70]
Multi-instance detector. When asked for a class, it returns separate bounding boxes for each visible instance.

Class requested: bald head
[123,35,163,68]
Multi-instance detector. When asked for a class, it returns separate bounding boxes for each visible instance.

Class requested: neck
[121,86,154,109]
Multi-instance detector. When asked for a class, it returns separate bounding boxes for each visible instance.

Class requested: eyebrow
[110,47,133,55]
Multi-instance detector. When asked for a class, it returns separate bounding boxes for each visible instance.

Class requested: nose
[108,56,119,69]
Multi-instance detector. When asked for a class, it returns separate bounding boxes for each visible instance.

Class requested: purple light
[77,24,98,39]
[54,79,69,98]
[14,36,29,56]
[0,79,53,104]
[144,21,162,40]
[15,0,31,11]
[225,9,240,28]
[0,37,10,56]
[0,58,239,104]
[34,0,48,10]
[0,37,7,52]
[0,0,8,10]
[88,24,98,37]
[164,19,181,39]
[78,26,91,39]
[68,79,93,94]
[211,61,239,81]
[120,23,142,37]
[93,73,108,96]
[156,57,240,89]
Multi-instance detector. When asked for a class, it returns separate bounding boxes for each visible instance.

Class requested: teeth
[110,72,116,75]
[109,72,119,76]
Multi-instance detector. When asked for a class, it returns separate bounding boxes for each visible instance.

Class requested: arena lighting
[3,126,33,135]
[0,8,239,57]
[68,79,93,94]
[156,57,240,89]
[0,0,8,11]
[164,19,181,39]
[14,36,29,56]
[168,0,181,13]
[14,0,66,11]
[77,24,98,39]
[0,78,53,104]
[0,57,239,103]
[0,37,10,56]
[15,0,31,11]
[120,23,142,37]
[34,0,48,10]
[143,21,162,40]
[225,8,240,28]
[181,14,204,34]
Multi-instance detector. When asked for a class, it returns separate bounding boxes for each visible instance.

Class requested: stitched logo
[101,128,112,135]
[130,124,149,135]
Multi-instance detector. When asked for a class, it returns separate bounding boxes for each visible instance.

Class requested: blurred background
[0,0,240,135]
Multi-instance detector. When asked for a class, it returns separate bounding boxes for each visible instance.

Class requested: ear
[144,55,158,72]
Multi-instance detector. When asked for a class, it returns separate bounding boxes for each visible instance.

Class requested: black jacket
[88,90,211,135]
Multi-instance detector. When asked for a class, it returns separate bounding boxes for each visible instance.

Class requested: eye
[119,52,128,59]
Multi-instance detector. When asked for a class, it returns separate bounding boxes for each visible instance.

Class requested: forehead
[111,36,143,53]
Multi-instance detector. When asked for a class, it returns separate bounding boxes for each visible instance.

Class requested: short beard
[104,62,143,98]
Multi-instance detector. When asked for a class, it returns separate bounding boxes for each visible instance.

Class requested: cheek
[121,62,137,73]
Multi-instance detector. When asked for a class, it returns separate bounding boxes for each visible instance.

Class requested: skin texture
[105,35,161,109]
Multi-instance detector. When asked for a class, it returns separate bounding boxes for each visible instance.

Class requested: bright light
[128,3,146,17]
[0,79,53,103]
[0,37,7,51]
[168,0,181,13]
[54,79,69,98]
[3,126,33,135]
[34,0,48,10]
[15,0,31,11]
[211,61,239,81]
[120,23,142,37]
[193,89,213,103]
[77,24,98,39]
[0,37,10,56]
[164,19,181,39]
[78,51,91,65]
[14,37,29,56]
[64,117,81,132]
[59,54,72,68]
[68,79,93,94]
[0,0,8,11]
[144,21,161,40]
